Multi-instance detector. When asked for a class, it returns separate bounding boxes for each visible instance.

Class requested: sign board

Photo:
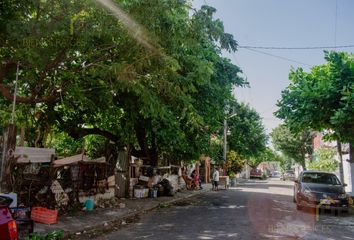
[15,147,55,163]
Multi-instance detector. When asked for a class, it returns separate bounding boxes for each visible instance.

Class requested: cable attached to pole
[11,62,19,124]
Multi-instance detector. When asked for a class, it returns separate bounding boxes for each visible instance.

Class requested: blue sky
[193,0,354,134]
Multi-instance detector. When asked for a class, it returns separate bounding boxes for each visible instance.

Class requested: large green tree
[275,51,354,179]
[275,51,354,148]
[270,125,313,169]
[227,101,267,160]
[0,1,247,165]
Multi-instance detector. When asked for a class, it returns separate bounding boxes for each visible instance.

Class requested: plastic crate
[31,207,58,225]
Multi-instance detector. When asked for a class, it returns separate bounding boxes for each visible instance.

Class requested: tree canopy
[270,125,313,169]
[227,101,268,160]
[0,0,248,165]
[275,51,354,144]
[308,147,337,172]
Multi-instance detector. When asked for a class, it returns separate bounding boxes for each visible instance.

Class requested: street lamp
[223,113,237,176]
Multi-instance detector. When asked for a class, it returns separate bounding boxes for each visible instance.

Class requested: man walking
[213,167,220,191]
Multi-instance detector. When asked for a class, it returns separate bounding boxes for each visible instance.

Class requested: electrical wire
[241,47,311,67]
[238,44,354,50]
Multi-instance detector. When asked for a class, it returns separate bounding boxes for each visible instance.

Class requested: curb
[349,196,354,209]
[64,188,212,239]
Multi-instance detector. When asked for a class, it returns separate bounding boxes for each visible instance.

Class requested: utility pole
[223,113,237,176]
[223,118,227,176]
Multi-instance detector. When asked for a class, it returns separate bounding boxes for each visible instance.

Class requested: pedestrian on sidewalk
[213,167,220,191]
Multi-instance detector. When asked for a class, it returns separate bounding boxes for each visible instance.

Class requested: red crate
[31,207,58,225]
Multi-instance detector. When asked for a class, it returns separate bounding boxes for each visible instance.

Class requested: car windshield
[301,173,341,185]
[285,171,294,174]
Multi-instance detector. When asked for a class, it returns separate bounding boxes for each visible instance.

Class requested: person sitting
[152,170,162,186]
[181,167,197,190]
[190,170,202,189]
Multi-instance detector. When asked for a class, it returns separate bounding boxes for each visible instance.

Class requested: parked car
[281,170,295,181]
[0,196,18,240]
[250,168,263,179]
[272,171,281,178]
[294,170,349,212]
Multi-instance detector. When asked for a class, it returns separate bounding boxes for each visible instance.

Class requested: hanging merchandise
[50,180,69,207]
[70,165,80,181]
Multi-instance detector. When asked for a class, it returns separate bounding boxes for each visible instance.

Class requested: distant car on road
[272,171,281,178]
[281,170,295,181]
[294,170,349,213]
[250,168,263,179]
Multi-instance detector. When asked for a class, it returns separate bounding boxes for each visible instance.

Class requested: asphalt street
[96,179,354,240]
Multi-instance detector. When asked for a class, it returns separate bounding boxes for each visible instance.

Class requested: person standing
[213,167,220,191]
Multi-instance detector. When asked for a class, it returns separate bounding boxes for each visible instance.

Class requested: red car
[0,196,18,240]
[250,168,263,179]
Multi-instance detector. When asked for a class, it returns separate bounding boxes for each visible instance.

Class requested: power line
[241,47,311,67]
[238,44,354,50]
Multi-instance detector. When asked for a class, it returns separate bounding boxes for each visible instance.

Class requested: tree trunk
[348,142,354,193]
[336,140,345,184]
[301,160,307,171]
[150,131,158,167]
[0,124,17,193]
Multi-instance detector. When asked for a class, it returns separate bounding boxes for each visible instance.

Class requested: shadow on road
[242,183,294,190]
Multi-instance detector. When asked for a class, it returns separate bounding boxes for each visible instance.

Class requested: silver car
[281,170,295,181]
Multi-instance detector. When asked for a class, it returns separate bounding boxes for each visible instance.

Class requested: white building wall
[343,153,353,195]
[237,163,250,179]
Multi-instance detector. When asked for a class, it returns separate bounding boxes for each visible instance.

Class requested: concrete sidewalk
[35,184,213,237]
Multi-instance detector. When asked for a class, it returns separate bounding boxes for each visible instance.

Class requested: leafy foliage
[270,125,313,168]
[25,230,64,240]
[226,150,244,175]
[227,101,267,160]
[208,134,223,164]
[46,131,83,157]
[275,51,354,144]
[308,147,338,172]
[0,0,247,165]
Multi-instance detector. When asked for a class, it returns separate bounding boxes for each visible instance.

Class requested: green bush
[227,151,244,176]
[25,231,64,240]
[308,147,337,172]
[46,131,83,157]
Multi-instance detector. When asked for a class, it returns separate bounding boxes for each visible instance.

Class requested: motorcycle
[0,196,18,240]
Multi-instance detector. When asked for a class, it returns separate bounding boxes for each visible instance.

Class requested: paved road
[97,179,354,240]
